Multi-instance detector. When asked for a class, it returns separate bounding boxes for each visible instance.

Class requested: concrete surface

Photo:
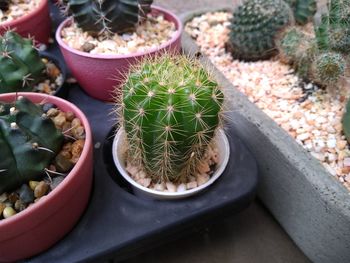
[123,202,311,263]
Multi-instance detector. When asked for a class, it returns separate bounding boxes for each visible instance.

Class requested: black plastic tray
[23,3,259,262]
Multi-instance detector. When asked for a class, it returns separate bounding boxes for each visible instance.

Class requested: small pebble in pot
[18,184,35,204]
[50,176,65,191]
[46,108,59,117]
[34,181,49,198]
[3,207,16,219]
[42,103,56,113]
[14,200,26,212]
[54,152,74,173]
[0,203,5,215]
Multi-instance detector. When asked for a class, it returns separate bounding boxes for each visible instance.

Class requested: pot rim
[0,92,92,228]
[55,5,183,60]
[112,128,230,199]
[0,0,47,27]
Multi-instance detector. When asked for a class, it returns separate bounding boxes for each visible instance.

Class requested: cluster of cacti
[0,96,64,194]
[277,0,350,90]
[64,0,153,36]
[227,0,293,61]
[0,31,46,93]
[117,54,224,183]
[0,0,10,12]
[284,0,317,25]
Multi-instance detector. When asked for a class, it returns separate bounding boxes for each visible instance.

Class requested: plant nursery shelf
[22,84,257,262]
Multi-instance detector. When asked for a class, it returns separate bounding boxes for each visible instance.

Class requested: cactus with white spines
[116,54,224,183]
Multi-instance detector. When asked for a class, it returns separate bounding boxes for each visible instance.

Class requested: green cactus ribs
[0,96,64,194]
[68,0,153,36]
[227,0,293,61]
[118,54,224,183]
[0,31,46,93]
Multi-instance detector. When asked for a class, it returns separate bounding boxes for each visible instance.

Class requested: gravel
[61,14,177,55]
[185,11,350,191]
[0,0,40,23]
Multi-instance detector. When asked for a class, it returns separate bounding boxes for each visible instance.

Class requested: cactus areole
[67,0,153,35]
[0,96,64,194]
[119,55,224,183]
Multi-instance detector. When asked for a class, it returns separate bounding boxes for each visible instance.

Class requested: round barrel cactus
[118,55,224,183]
[0,96,64,194]
[227,0,293,61]
[67,0,153,36]
[0,31,46,93]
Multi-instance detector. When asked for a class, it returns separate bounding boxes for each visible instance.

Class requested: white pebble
[166,182,177,192]
[177,184,187,192]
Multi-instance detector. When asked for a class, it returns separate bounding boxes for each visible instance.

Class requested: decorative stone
[34,181,49,198]
[17,184,34,204]
[3,207,16,219]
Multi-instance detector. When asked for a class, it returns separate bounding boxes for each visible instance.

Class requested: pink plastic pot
[0,93,93,262]
[55,6,183,101]
[0,0,51,44]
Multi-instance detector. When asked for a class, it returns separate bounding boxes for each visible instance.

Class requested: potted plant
[112,53,229,199]
[0,92,93,261]
[182,0,350,262]
[0,0,51,44]
[0,31,66,96]
[55,0,182,101]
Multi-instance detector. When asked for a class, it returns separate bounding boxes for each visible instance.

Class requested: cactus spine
[117,54,224,183]
[227,0,293,61]
[67,0,153,36]
[0,31,46,93]
[0,96,64,194]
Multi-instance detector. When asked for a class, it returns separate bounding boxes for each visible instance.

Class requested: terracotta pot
[55,6,183,102]
[112,128,230,200]
[0,93,93,262]
[0,0,51,45]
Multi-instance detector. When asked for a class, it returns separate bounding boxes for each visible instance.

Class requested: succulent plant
[0,0,10,12]
[227,0,293,61]
[284,0,317,25]
[0,31,46,93]
[276,27,316,79]
[0,96,64,194]
[342,97,350,143]
[315,0,350,53]
[117,54,224,183]
[66,0,153,36]
[311,51,347,85]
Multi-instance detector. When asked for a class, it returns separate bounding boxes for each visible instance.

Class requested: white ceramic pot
[112,128,230,200]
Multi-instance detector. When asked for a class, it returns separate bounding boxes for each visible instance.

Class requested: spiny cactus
[276,27,316,79]
[311,52,347,85]
[0,96,64,194]
[315,0,350,53]
[0,31,46,93]
[66,0,153,36]
[117,54,224,183]
[0,0,10,12]
[342,97,350,143]
[227,0,293,61]
[284,0,317,25]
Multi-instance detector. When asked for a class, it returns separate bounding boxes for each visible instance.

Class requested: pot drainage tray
[24,85,258,262]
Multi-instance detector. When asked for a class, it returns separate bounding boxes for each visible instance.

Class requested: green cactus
[0,0,10,12]
[0,31,46,94]
[284,0,317,25]
[315,0,350,53]
[0,96,64,194]
[118,54,224,183]
[227,0,293,61]
[276,27,316,79]
[311,51,346,85]
[67,0,153,36]
[342,98,350,143]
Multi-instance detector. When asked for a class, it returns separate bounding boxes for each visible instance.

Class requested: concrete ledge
[180,8,350,263]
